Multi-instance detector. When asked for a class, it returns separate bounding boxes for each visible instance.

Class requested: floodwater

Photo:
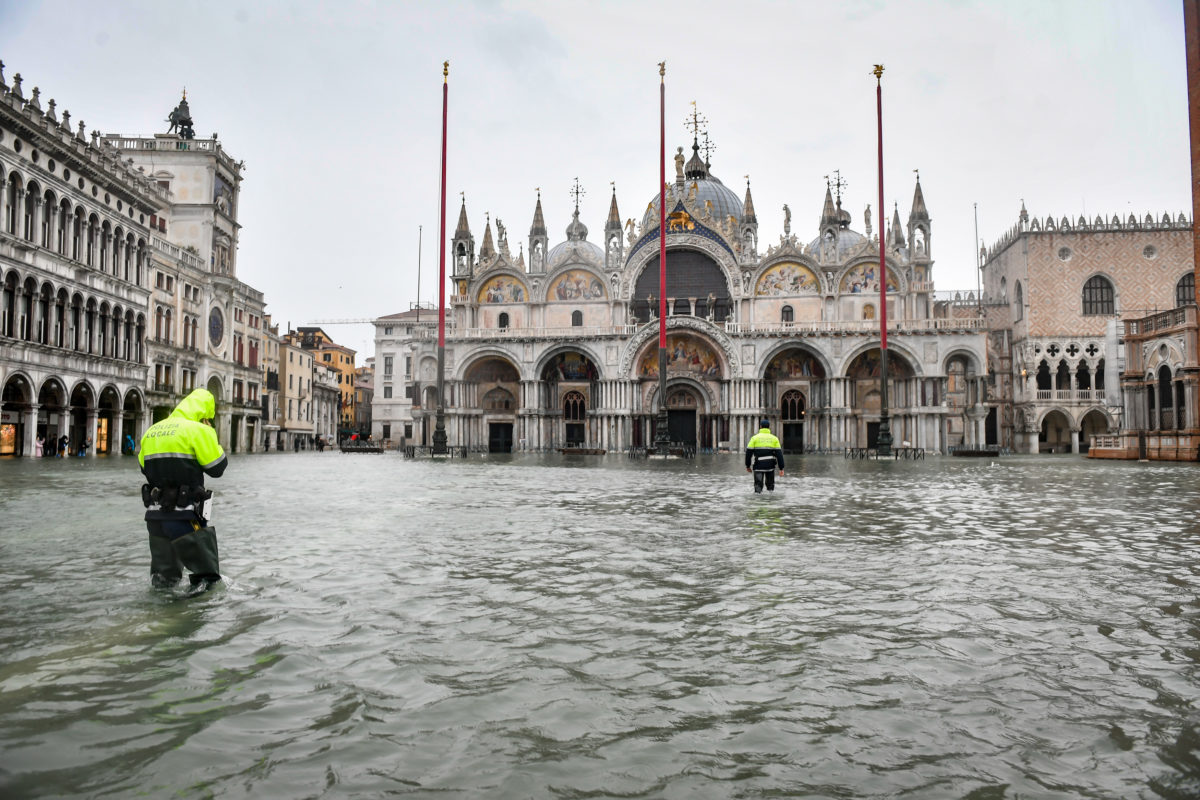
[1,452,1199,799]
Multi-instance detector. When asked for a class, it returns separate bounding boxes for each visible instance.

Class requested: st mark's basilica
[374,139,990,454]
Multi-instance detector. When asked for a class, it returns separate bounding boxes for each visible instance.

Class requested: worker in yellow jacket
[745,418,785,493]
[138,388,228,594]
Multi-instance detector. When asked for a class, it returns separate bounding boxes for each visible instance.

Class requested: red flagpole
[874,64,893,455]
[433,60,450,455]
[438,63,448,351]
[653,61,671,453]
[658,63,667,347]
[875,67,887,353]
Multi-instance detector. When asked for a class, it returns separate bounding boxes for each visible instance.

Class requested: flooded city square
[1,452,1199,799]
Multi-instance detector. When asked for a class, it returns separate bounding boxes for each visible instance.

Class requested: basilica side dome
[546,209,604,268]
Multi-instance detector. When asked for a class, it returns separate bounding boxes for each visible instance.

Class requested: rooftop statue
[167,91,195,140]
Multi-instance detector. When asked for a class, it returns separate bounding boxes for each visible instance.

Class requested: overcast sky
[2,0,1191,360]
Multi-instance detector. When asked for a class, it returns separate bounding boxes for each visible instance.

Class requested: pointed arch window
[1082,275,1114,315]
[563,390,586,421]
[780,389,805,421]
[1176,273,1195,308]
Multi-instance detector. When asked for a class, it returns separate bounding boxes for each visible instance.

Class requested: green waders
[147,516,220,588]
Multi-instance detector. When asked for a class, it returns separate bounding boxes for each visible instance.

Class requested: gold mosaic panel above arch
[839,263,899,294]
[548,270,606,301]
[477,275,528,304]
[756,262,819,296]
[637,334,722,379]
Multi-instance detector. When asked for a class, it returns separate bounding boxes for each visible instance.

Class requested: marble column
[22,403,38,458]
[86,409,98,458]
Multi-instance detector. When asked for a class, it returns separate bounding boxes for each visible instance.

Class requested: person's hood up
[171,389,216,422]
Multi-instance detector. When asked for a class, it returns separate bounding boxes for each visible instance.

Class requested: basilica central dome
[640,143,744,231]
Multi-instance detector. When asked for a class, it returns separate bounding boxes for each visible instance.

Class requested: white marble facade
[375,150,989,454]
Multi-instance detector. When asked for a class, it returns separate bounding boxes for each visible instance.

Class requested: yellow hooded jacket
[139,388,228,491]
[745,427,785,472]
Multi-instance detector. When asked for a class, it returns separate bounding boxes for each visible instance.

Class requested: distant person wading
[745,418,785,493]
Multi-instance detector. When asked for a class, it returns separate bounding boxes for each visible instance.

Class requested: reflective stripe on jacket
[745,428,785,471]
[139,388,227,490]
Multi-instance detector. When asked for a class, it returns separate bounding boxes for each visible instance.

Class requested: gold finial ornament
[658,61,666,79]
[443,60,449,82]
[872,64,884,81]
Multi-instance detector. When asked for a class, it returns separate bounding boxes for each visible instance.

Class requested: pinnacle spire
[479,214,495,260]
[742,177,757,224]
[530,190,547,236]
[455,196,471,238]
[606,186,621,228]
[890,202,906,248]
[820,183,838,228]
[909,173,929,222]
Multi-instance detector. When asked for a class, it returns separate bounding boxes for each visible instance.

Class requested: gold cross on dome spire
[685,101,708,143]
[830,169,848,203]
[570,178,585,212]
[913,168,920,181]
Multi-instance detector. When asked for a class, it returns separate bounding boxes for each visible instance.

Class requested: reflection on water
[1,453,1199,798]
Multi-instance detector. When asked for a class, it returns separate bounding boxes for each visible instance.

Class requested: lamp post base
[876,416,893,457]
[651,408,672,454]
[432,408,448,456]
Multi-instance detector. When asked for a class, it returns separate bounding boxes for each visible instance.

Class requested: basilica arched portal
[846,348,915,449]
[763,346,828,453]
[633,332,727,448]
[539,349,601,449]
[462,355,521,452]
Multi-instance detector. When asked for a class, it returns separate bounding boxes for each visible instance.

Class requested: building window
[384,355,393,376]
[1176,273,1195,308]
[563,390,586,420]
[781,389,805,421]
[498,312,510,329]
[1082,275,1115,316]
[383,386,392,398]
[571,310,583,327]
[1015,281,1023,321]
[384,326,393,335]
[781,305,793,323]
